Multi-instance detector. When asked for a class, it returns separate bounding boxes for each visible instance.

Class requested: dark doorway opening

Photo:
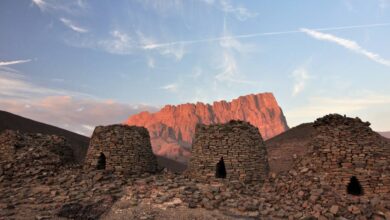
[215,157,226,178]
[96,153,106,170]
[347,176,363,196]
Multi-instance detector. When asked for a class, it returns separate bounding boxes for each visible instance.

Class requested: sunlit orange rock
[125,93,288,162]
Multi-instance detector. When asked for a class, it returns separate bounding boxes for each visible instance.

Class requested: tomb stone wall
[83,124,158,175]
[0,130,74,179]
[0,130,18,161]
[308,114,390,196]
[188,120,269,183]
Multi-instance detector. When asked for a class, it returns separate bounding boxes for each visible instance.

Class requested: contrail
[143,22,390,49]
[0,59,31,66]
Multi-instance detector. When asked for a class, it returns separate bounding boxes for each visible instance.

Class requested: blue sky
[1,0,390,135]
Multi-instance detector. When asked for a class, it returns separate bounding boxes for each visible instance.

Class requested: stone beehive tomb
[188,120,269,183]
[0,130,74,179]
[84,124,158,175]
[307,114,390,196]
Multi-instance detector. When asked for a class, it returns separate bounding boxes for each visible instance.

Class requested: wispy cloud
[138,0,184,15]
[32,0,87,13]
[73,30,187,60]
[202,0,257,21]
[379,0,390,10]
[147,57,155,68]
[97,30,134,55]
[161,83,178,92]
[60,18,88,33]
[215,51,254,85]
[32,0,48,11]
[219,0,257,21]
[214,19,255,85]
[139,32,186,61]
[301,28,390,67]
[134,22,390,50]
[292,67,310,96]
[0,67,91,100]
[0,59,31,66]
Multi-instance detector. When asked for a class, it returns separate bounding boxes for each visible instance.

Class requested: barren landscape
[1,1,390,219]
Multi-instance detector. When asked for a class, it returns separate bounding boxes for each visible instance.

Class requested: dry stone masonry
[0,129,130,219]
[310,114,390,196]
[188,120,269,183]
[0,130,74,180]
[258,114,390,219]
[84,124,158,175]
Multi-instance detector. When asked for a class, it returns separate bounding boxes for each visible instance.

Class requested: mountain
[125,93,289,162]
[0,110,90,162]
[379,131,390,139]
[265,123,314,173]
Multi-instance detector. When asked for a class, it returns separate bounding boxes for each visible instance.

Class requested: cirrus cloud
[301,28,390,67]
[60,17,88,33]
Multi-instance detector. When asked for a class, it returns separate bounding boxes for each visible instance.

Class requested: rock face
[84,124,158,175]
[188,120,269,183]
[125,93,288,161]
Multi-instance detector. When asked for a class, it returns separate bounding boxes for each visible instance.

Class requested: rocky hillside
[126,93,288,162]
[265,123,314,173]
[380,131,390,139]
[0,110,89,162]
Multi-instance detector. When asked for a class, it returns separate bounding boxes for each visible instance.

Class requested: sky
[1,0,390,136]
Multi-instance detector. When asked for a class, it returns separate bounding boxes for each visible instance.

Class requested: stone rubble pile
[107,170,390,219]
[0,130,128,219]
[0,130,74,181]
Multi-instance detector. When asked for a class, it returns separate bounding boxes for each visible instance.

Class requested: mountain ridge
[126,92,289,161]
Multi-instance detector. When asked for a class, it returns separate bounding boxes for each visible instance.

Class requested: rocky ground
[1,165,390,219]
[0,166,125,220]
[1,114,390,219]
[100,171,390,220]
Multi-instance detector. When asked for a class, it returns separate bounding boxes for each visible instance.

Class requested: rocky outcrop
[125,93,288,161]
